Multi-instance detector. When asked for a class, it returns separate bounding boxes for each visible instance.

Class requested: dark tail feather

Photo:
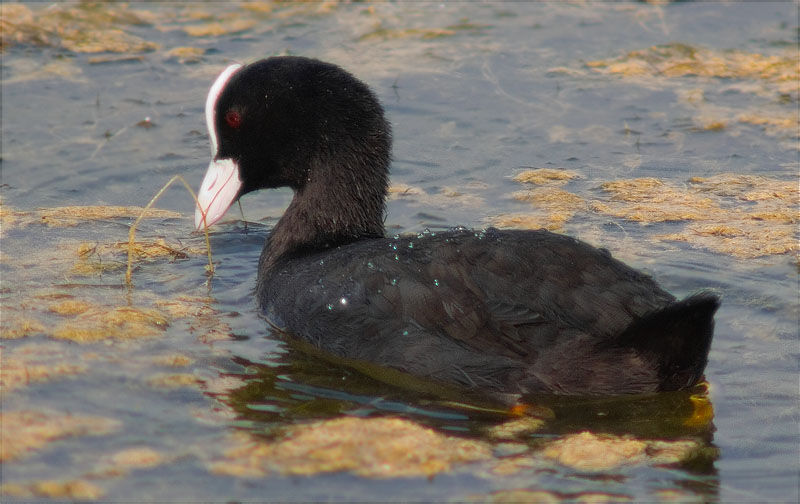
[619,293,721,391]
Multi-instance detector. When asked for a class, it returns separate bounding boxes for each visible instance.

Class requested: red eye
[225,110,241,129]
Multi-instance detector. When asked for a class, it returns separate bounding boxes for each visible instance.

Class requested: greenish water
[1,2,797,502]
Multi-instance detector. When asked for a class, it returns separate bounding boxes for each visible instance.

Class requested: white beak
[194,158,243,230]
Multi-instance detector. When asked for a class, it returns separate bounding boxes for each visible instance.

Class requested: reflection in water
[210,339,719,499]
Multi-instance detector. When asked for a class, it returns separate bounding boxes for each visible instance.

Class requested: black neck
[258,161,387,272]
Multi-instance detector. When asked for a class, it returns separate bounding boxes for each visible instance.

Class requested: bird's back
[258,228,718,396]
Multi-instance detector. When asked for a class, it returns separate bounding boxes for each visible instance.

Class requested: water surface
[1,2,797,502]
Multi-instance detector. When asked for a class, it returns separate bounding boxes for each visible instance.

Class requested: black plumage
[196,56,719,399]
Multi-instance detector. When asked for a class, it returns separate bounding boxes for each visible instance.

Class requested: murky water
[1,2,797,502]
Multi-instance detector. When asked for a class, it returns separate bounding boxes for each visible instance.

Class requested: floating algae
[51,306,169,343]
[1,344,87,393]
[72,239,205,277]
[589,174,798,258]
[0,2,159,54]
[1,205,181,230]
[0,409,120,462]
[590,178,718,223]
[511,168,582,186]
[586,43,797,93]
[492,170,796,259]
[491,173,586,231]
[210,416,491,478]
[586,43,799,136]
[541,431,703,472]
[1,479,104,500]
[146,373,199,389]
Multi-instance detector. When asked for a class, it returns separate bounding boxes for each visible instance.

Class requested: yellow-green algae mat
[0,411,710,500]
[489,170,798,260]
[208,416,707,480]
[0,2,340,56]
[1,203,225,499]
[390,169,797,260]
[2,201,717,500]
[586,43,798,138]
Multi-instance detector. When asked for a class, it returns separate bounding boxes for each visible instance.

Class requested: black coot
[195,56,719,398]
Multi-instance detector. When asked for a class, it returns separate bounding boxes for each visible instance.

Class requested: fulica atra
[195,56,719,397]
